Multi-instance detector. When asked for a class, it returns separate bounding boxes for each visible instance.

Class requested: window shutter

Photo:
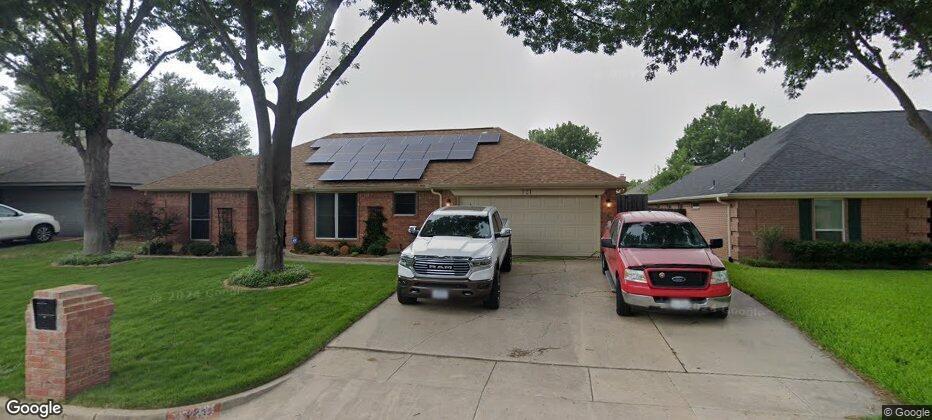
[847,199,861,242]
[798,199,813,241]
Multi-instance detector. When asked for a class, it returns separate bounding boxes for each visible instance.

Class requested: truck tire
[614,276,633,316]
[482,268,501,310]
[31,224,54,243]
[397,287,417,305]
[600,253,608,273]
[711,308,729,319]
[500,242,512,272]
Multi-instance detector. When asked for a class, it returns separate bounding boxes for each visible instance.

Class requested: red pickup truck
[600,211,731,318]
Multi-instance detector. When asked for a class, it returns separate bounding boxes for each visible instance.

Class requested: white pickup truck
[397,206,513,309]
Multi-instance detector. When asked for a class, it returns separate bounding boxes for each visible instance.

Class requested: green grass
[0,241,396,409]
[56,251,135,266]
[728,263,931,404]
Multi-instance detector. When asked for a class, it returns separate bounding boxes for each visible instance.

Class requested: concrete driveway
[226,260,886,419]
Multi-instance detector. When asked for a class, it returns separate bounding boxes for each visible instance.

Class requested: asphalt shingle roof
[649,110,932,202]
[138,127,626,191]
[0,129,214,186]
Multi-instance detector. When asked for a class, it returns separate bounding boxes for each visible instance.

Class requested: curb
[15,373,291,419]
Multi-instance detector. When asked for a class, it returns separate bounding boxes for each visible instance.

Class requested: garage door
[1,188,84,236]
[459,195,600,256]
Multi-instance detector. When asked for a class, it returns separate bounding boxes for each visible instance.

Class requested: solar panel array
[307,132,501,181]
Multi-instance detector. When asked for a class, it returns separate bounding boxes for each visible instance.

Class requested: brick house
[136,127,624,256]
[0,130,213,236]
[648,110,931,260]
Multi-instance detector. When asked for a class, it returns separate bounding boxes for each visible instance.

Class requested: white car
[0,204,61,243]
[397,206,512,309]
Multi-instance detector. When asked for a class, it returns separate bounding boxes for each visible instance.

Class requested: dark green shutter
[847,199,861,242]
[798,199,813,241]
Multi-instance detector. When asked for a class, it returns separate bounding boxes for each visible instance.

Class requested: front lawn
[728,263,931,404]
[0,241,396,408]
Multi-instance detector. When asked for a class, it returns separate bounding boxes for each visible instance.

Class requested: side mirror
[407,226,419,236]
[709,238,723,249]
[496,227,512,238]
[600,238,616,248]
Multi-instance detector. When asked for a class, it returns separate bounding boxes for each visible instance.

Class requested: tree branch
[297,1,400,114]
[196,0,250,81]
[297,0,342,68]
[115,41,194,105]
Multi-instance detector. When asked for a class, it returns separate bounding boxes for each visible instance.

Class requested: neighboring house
[0,130,214,236]
[137,128,624,256]
[649,110,932,260]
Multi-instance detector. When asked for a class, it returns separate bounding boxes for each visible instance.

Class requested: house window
[190,193,210,240]
[691,202,700,209]
[316,193,357,239]
[813,199,844,242]
[394,192,417,216]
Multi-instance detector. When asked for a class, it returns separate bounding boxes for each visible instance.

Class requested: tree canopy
[505,0,932,142]
[529,121,602,163]
[645,102,775,194]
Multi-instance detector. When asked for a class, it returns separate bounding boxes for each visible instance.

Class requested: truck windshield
[618,222,708,249]
[420,215,492,239]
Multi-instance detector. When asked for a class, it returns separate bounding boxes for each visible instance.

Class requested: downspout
[430,189,443,209]
[716,197,733,261]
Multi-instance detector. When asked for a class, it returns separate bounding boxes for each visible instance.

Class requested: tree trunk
[80,128,113,255]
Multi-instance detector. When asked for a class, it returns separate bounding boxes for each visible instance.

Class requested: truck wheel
[615,278,633,316]
[483,268,501,310]
[600,253,608,273]
[500,243,512,272]
[711,308,729,319]
[31,224,54,243]
[397,287,417,305]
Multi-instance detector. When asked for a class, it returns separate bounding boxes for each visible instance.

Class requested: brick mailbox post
[25,285,114,400]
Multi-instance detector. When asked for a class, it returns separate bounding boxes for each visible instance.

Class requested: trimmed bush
[227,264,310,288]
[783,240,932,267]
[365,238,388,256]
[57,251,134,266]
[216,243,241,256]
[140,238,174,255]
[216,230,240,256]
[292,242,338,256]
[182,241,216,256]
[362,208,390,251]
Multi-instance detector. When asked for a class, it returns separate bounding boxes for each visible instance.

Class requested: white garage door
[459,195,600,256]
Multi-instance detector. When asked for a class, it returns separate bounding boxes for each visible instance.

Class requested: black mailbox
[32,299,57,330]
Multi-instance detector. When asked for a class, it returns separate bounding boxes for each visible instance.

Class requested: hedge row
[782,240,932,267]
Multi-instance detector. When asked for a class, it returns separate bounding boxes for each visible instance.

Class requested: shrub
[58,251,134,266]
[783,240,932,267]
[128,198,181,240]
[140,238,174,255]
[228,264,310,288]
[362,208,390,251]
[741,258,786,268]
[216,230,240,256]
[753,226,783,261]
[366,238,388,256]
[292,242,338,256]
[108,224,120,249]
[182,241,216,256]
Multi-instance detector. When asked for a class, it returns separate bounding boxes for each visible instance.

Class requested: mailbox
[32,298,57,330]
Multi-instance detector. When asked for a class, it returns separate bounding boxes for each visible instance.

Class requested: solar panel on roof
[394,159,429,180]
[399,148,427,160]
[319,161,354,181]
[447,148,475,160]
[337,141,364,153]
[344,161,378,180]
[478,132,500,144]
[368,160,403,180]
[452,139,478,150]
[375,149,403,161]
[330,152,357,162]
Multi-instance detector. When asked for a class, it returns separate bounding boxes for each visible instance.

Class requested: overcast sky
[2,6,929,180]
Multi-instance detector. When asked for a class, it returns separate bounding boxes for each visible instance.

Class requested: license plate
[431,288,449,300]
[670,299,691,310]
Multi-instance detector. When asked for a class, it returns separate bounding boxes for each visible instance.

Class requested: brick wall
[145,192,190,245]
[861,198,929,242]
[107,187,146,234]
[209,191,258,252]
[294,191,441,252]
[601,189,617,224]
[682,201,730,259]
[730,199,800,260]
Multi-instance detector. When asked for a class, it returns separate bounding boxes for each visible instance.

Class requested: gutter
[649,190,932,204]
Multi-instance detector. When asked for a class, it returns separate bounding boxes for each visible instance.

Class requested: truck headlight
[399,254,415,269]
[470,256,493,268]
[711,270,729,284]
[624,269,646,283]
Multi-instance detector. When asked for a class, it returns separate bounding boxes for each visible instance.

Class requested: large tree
[503,0,932,142]
[646,102,776,194]
[0,0,189,254]
[168,0,602,272]
[3,74,251,159]
[529,121,602,163]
